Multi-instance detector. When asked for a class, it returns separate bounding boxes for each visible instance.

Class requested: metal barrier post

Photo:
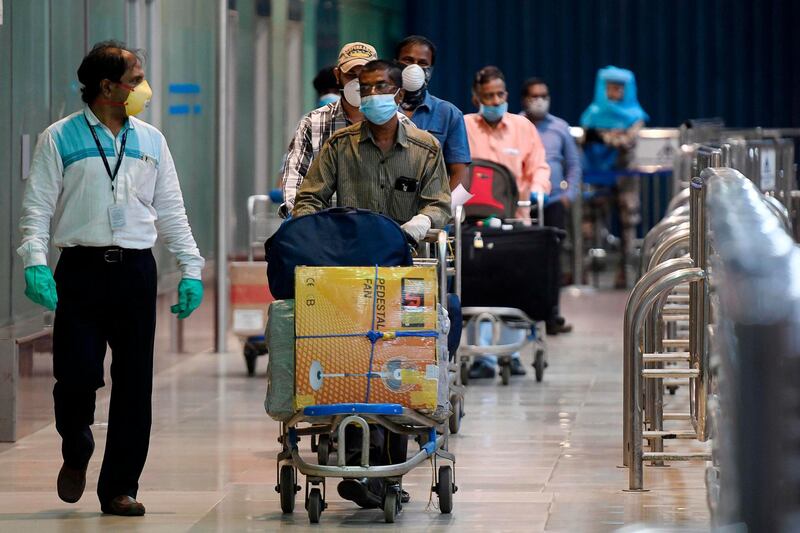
[572,174,584,287]
[455,205,463,299]
[689,173,710,439]
[628,267,705,490]
[214,0,229,353]
[623,257,694,467]
[641,227,690,464]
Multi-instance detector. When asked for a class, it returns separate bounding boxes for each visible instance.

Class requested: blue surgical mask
[479,102,508,123]
[360,92,399,125]
[317,93,340,107]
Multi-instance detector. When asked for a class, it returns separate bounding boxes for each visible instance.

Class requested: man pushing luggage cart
[264,57,455,523]
[264,208,458,523]
[456,159,563,385]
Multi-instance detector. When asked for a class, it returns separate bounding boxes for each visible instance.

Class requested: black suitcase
[460,225,562,323]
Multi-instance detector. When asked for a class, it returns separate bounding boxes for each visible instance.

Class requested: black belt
[62,246,151,263]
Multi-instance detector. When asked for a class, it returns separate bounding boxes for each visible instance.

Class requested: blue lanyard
[85,116,128,191]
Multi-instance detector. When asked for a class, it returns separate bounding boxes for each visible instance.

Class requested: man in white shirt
[17,41,204,517]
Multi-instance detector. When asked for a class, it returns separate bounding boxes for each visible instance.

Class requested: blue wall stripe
[168,104,191,115]
[168,83,202,95]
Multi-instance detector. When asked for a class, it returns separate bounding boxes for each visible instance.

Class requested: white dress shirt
[18,107,204,279]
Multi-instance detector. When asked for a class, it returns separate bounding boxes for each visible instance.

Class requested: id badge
[108,205,127,229]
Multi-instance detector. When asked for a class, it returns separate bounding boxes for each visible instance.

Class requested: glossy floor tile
[0,288,711,532]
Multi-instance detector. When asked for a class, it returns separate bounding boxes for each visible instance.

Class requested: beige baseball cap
[337,42,378,73]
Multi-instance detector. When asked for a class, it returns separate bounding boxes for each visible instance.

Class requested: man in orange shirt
[464,65,551,220]
[464,65,551,379]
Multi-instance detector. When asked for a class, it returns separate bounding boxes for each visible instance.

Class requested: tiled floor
[0,288,711,532]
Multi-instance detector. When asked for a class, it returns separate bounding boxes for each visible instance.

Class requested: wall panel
[158,0,218,269]
[0,1,12,327]
[406,0,800,128]
[9,0,51,323]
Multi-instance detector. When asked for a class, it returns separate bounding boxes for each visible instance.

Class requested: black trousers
[52,246,157,505]
[344,425,409,467]
[543,201,567,232]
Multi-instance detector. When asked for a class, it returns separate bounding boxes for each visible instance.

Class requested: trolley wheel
[449,395,462,435]
[460,361,470,386]
[244,349,258,377]
[279,465,297,514]
[383,488,400,523]
[500,363,511,385]
[437,465,454,514]
[317,434,330,465]
[534,349,546,383]
[306,488,323,524]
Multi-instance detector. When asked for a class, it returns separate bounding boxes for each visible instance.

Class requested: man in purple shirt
[521,77,580,334]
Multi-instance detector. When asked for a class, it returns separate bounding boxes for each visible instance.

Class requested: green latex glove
[24,265,58,311]
[170,278,203,319]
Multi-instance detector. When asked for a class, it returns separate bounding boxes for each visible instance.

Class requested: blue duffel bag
[265,207,413,300]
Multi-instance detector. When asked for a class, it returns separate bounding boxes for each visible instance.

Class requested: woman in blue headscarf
[581,66,649,131]
[580,66,649,288]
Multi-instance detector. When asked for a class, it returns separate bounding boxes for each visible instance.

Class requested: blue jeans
[474,321,524,368]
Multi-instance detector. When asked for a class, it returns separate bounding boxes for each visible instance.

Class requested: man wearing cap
[395,35,470,190]
[293,59,450,508]
[279,42,413,216]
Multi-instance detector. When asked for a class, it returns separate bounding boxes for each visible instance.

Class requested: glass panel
[233,0,256,255]
[158,0,218,269]
[50,0,87,122]
[9,0,53,321]
[0,2,12,326]
[86,0,126,45]
[337,0,403,57]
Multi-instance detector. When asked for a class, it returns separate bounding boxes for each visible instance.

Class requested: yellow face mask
[118,79,153,117]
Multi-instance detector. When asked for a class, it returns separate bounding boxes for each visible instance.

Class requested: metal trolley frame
[453,200,550,385]
[274,230,460,524]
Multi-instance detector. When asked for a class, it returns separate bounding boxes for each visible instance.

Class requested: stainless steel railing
[624,173,710,489]
[625,146,717,490]
[624,161,796,491]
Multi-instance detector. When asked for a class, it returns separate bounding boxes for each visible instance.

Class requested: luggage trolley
[232,194,283,375]
[413,229,466,435]
[265,210,459,524]
[455,159,560,385]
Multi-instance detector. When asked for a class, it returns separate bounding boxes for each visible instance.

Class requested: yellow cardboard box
[294,266,439,412]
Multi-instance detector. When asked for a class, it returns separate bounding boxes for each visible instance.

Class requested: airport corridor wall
[406,0,800,129]
[0,0,408,328]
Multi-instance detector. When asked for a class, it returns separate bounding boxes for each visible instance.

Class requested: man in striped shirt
[293,60,451,237]
[279,42,413,217]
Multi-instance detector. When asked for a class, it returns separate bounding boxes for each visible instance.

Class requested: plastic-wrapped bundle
[264,300,295,422]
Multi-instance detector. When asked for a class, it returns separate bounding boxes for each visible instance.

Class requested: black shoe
[468,362,496,379]
[337,479,381,509]
[400,489,410,503]
[101,495,146,516]
[510,358,527,376]
[546,320,573,335]
[57,463,87,504]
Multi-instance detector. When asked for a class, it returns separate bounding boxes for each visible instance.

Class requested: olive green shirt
[292,120,451,227]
